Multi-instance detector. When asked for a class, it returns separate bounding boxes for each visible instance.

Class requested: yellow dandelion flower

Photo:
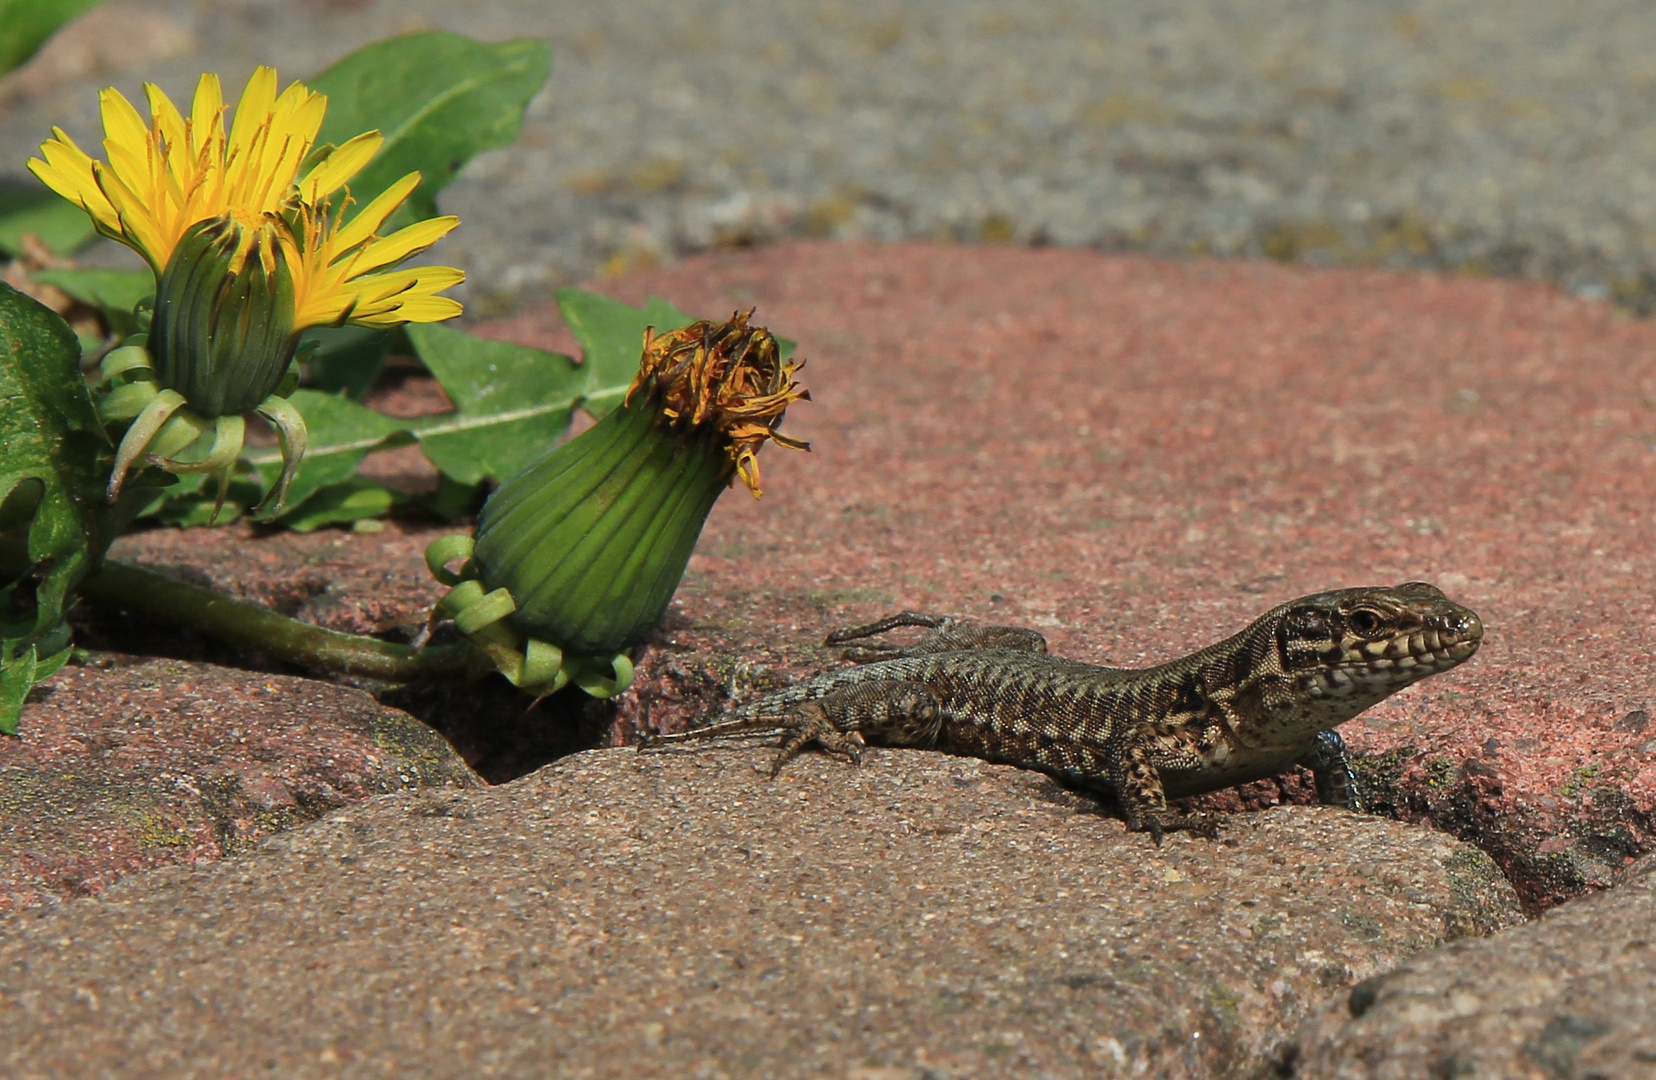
[27,66,462,330]
[27,66,466,516]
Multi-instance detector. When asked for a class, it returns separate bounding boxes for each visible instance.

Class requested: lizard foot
[767,702,868,777]
[1130,811,1225,846]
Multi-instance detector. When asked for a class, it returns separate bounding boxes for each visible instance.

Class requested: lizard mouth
[1347,623,1483,675]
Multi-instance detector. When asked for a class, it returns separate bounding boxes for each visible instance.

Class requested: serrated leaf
[405,321,585,485]
[0,178,98,256]
[0,280,107,734]
[553,290,695,417]
[0,0,101,76]
[310,32,551,221]
[280,478,398,533]
[30,266,153,338]
[241,389,408,516]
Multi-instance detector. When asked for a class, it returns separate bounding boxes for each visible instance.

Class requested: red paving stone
[484,241,1656,909]
[37,241,1656,912]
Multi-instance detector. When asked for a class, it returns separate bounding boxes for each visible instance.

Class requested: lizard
[641,582,1483,843]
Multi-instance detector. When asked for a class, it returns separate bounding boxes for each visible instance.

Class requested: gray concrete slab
[4,0,1656,311]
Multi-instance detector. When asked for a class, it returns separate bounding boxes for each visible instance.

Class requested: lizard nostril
[1442,610,1483,640]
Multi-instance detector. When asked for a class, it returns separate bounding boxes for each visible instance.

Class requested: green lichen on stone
[366,707,482,790]
[251,805,304,837]
[0,765,53,817]
[0,766,182,854]
[1440,845,1523,939]
[1348,745,1419,814]
[1262,219,1346,263]
[1205,982,1243,1022]
[1260,214,1443,267]
[124,806,191,849]
[1423,756,1459,790]
[1560,763,1602,799]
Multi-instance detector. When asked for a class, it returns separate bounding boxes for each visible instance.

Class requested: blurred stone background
[3,0,1655,317]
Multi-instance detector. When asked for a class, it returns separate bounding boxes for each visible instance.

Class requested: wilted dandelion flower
[427,309,809,698]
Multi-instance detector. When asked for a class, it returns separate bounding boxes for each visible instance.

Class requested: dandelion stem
[0,540,478,682]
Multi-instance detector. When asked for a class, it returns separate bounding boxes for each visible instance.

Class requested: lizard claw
[764,705,867,777]
[1129,810,1224,844]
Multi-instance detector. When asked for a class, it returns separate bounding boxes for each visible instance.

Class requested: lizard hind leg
[769,702,865,776]
[766,678,946,777]
[826,612,956,662]
[826,611,1049,662]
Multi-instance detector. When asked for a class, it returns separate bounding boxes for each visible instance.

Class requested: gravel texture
[1292,852,1656,1079]
[4,1,1656,309]
[0,747,1522,1080]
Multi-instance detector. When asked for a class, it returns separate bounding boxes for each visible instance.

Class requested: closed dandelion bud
[151,214,300,417]
[427,310,808,697]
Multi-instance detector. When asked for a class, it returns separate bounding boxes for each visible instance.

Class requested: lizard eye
[1349,608,1385,637]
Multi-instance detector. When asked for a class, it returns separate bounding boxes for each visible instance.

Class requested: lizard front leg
[1108,721,1225,844]
[1296,729,1365,812]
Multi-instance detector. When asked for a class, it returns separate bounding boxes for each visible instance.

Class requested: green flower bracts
[427,310,809,698]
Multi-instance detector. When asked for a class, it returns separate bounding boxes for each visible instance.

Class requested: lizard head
[1273,581,1483,704]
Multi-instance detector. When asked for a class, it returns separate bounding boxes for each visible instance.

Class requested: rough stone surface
[74,241,1656,915]
[4,1,1656,308]
[103,519,451,642]
[483,241,1656,913]
[1292,852,1656,1079]
[0,655,479,911]
[83,521,618,786]
[0,747,1521,1080]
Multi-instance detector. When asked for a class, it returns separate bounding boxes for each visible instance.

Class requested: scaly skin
[644,582,1483,842]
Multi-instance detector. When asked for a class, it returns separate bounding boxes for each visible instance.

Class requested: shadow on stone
[69,577,615,786]
[378,677,613,785]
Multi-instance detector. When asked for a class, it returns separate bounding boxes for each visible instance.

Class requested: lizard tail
[637,715,787,749]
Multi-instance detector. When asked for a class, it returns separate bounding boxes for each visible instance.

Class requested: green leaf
[301,324,397,400]
[29,266,153,338]
[418,473,484,520]
[0,177,98,256]
[0,280,107,734]
[0,0,102,77]
[132,472,258,527]
[553,290,695,417]
[241,389,407,516]
[310,32,552,221]
[279,478,399,533]
[2,644,57,734]
[405,321,586,485]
